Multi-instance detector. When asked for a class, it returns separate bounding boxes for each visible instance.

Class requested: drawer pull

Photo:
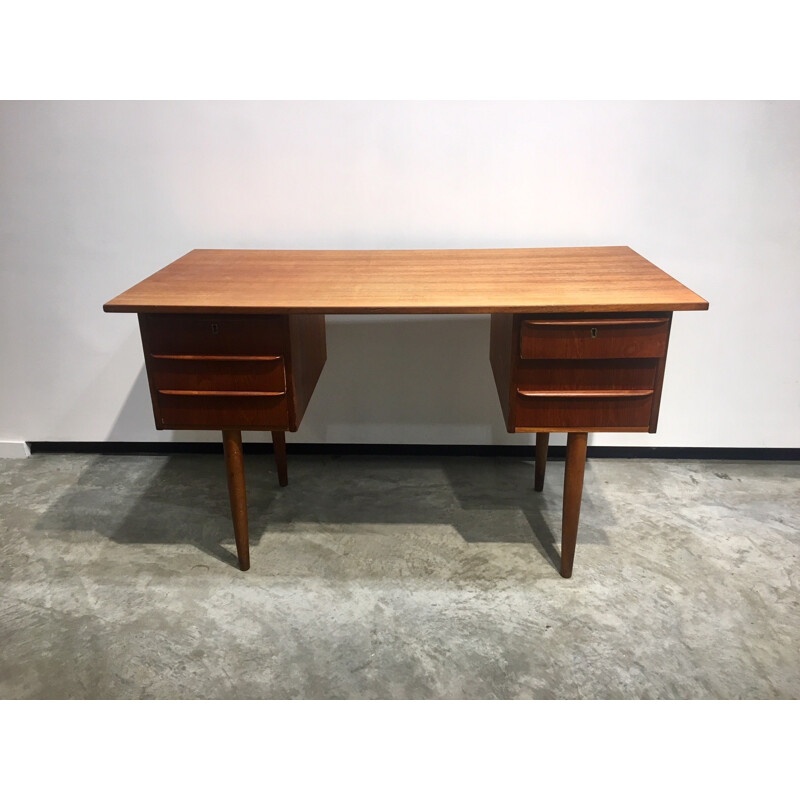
[151,354,281,361]
[517,389,654,399]
[158,389,286,398]
[524,318,666,328]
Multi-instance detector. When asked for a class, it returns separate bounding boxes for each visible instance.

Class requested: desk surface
[104,246,708,315]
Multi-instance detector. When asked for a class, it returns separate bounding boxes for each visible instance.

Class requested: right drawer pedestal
[490,312,673,433]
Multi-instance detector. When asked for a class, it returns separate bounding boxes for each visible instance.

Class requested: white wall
[1,101,798,449]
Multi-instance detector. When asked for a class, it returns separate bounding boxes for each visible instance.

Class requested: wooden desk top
[104,247,708,314]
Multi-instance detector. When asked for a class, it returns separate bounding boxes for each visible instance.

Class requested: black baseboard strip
[26,442,800,461]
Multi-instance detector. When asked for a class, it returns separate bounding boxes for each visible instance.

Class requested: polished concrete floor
[1,452,798,699]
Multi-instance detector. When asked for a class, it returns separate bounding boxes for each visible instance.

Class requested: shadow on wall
[107,363,157,440]
[105,316,524,445]
[33,453,612,576]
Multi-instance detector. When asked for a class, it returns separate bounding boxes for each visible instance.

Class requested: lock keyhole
[211,323,219,335]
[590,327,598,338]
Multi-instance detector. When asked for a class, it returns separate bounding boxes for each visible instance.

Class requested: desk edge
[104,300,710,314]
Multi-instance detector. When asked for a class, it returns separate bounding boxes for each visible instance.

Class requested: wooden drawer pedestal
[491,312,672,433]
[139,313,326,432]
[490,311,673,576]
[137,312,326,570]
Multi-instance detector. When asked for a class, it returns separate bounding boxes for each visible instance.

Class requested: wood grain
[105,247,709,314]
[149,356,287,396]
[222,429,249,571]
[157,393,290,430]
[561,432,588,578]
[489,313,516,428]
[520,313,670,359]
[113,248,707,579]
[516,358,659,393]
[648,313,673,433]
[140,313,287,354]
[138,312,326,432]
[517,389,654,398]
[492,312,676,432]
[515,393,654,430]
[286,314,327,431]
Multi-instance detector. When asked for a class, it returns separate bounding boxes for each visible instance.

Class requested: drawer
[140,313,287,357]
[514,391,653,430]
[148,355,287,395]
[520,315,670,360]
[156,393,290,430]
[515,359,658,393]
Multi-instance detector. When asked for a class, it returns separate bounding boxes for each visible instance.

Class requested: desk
[104,247,707,576]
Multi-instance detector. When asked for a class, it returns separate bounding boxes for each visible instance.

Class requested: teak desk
[104,247,708,576]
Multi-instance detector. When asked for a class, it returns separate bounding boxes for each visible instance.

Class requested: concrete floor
[0,452,798,699]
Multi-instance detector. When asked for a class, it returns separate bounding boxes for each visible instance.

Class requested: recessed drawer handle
[524,318,666,328]
[158,389,286,398]
[151,354,282,362]
[517,389,654,399]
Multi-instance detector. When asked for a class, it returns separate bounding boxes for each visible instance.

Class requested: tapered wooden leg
[561,432,588,578]
[534,432,550,492]
[222,429,250,571]
[272,430,288,487]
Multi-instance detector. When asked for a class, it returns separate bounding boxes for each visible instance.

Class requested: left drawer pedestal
[138,313,326,432]
[137,313,327,571]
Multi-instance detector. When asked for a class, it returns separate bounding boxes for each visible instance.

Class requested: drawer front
[520,315,670,360]
[157,393,290,430]
[515,358,658,393]
[149,355,287,396]
[514,392,653,430]
[141,313,287,357]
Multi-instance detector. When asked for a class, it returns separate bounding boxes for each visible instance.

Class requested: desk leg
[222,429,250,571]
[272,431,288,487]
[534,432,549,491]
[561,431,587,579]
